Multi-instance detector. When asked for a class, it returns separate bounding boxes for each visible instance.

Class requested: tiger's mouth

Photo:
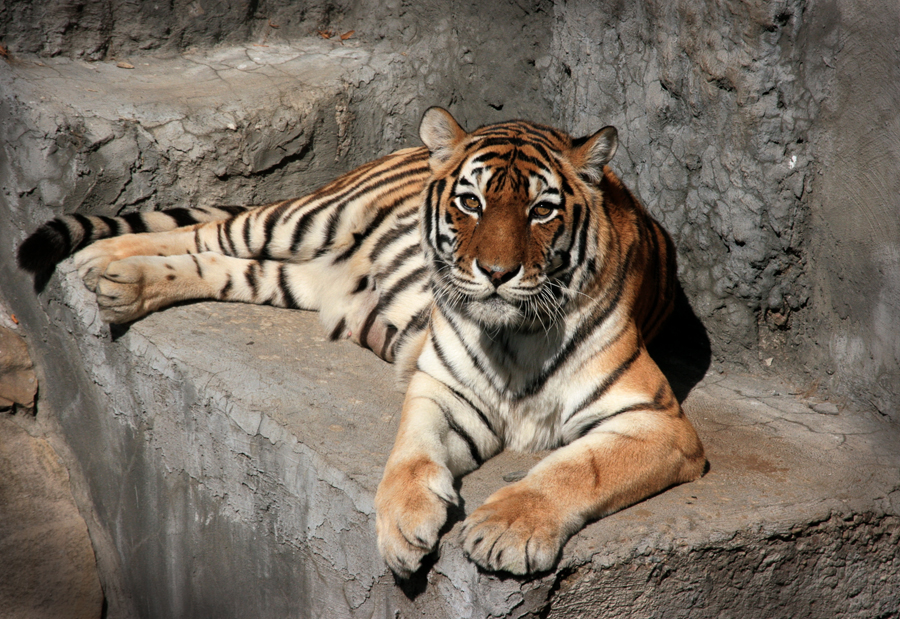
[433,263,565,329]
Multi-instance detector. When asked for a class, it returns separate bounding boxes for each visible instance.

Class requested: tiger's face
[419,108,618,330]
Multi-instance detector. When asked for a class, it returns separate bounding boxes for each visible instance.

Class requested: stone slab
[2,38,383,223]
[53,254,900,617]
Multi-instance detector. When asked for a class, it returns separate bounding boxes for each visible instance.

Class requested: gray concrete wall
[537,0,900,420]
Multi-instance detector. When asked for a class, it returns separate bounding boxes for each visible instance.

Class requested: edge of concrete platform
[43,259,900,618]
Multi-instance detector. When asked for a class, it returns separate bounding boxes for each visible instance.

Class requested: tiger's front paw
[74,237,136,291]
[460,484,570,575]
[94,258,155,323]
[375,456,457,578]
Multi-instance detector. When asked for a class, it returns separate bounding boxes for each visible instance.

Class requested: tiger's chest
[419,312,611,452]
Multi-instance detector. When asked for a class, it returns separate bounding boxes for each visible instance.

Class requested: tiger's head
[419,107,618,331]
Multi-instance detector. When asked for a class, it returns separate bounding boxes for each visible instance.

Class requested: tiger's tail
[17,205,253,288]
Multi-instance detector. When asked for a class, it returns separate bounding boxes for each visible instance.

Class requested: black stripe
[289,203,330,253]
[448,387,497,438]
[573,203,591,273]
[122,212,149,233]
[222,218,239,255]
[314,207,344,257]
[332,206,392,263]
[352,276,370,294]
[190,255,204,278]
[71,214,96,249]
[167,208,199,228]
[329,317,347,341]
[219,273,233,299]
[369,219,418,264]
[380,324,398,359]
[393,306,431,354]
[382,243,420,277]
[97,215,122,236]
[470,137,557,164]
[379,265,427,309]
[606,384,671,419]
[260,201,292,259]
[357,305,381,350]
[47,218,73,254]
[430,318,497,393]
[216,205,249,216]
[242,213,254,254]
[244,262,259,297]
[279,264,301,308]
[575,395,666,440]
[511,150,554,173]
[422,181,435,247]
[440,405,483,465]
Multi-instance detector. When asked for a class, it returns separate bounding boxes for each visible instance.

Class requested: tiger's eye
[461,195,481,211]
[531,204,555,219]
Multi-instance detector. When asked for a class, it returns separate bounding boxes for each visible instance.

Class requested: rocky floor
[0,414,103,619]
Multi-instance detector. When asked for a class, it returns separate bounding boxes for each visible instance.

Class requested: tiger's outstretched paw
[74,235,148,292]
[460,484,568,575]
[74,243,119,292]
[375,457,457,579]
[94,258,155,323]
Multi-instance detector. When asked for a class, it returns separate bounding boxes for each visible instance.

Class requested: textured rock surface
[17,273,900,617]
[0,325,37,412]
[540,0,900,419]
[0,414,104,619]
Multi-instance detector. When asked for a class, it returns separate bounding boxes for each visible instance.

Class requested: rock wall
[538,0,900,419]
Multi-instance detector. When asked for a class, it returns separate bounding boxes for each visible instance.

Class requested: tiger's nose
[476,260,520,287]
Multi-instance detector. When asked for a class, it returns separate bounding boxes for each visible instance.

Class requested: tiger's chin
[462,295,528,329]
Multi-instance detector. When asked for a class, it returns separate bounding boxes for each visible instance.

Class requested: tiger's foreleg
[375,371,502,578]
[458,403,706,575]
[85,253,322,323]
[75,228,203,292]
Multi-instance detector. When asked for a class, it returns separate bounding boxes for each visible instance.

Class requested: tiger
[18,107,706,577]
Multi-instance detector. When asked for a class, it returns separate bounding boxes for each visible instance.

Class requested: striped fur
[18,107,705,578]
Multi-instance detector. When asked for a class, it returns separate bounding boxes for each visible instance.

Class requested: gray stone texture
[1,0,899,617]
[540,0,900,420]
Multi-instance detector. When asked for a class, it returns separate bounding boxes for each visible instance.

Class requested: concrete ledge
[2,39,386,220]
[52,258,900,617]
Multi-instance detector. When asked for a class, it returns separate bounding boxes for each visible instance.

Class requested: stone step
[3,40,899,619]
[2,39,390,222]
[46,265,900,618]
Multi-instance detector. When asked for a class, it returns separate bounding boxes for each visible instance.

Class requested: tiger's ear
[570,126,618,183]
[419,107,468,164]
